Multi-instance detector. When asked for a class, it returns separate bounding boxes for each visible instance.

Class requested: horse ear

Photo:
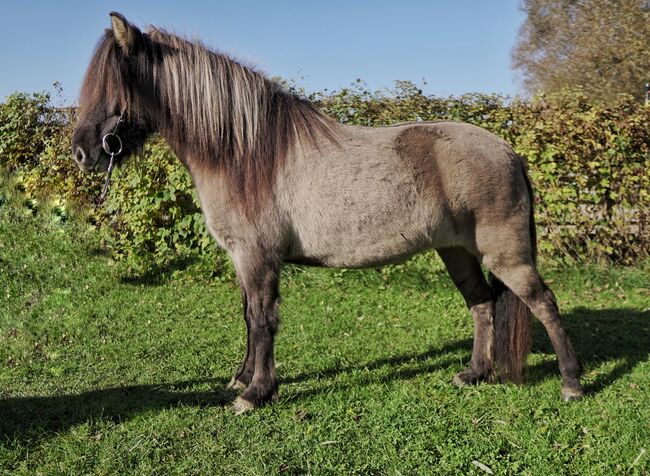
[110,12,137,55]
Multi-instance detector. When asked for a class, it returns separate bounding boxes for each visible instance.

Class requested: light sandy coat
[71,12,584,412]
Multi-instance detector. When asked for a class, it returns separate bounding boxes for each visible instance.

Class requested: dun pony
[72,12,583,412]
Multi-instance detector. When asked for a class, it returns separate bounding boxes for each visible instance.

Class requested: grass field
[1,192,649,475]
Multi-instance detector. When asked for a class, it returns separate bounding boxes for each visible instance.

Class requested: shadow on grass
[0,378,233,444]
[0,341,470,446]
[526,306,650,393]
[119,255,200,286]
[282,338,471,385]
[1,307,648,446]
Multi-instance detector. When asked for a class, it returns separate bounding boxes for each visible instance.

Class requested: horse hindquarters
[473,168,583,399]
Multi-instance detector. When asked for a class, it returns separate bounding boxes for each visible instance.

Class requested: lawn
[1,194,649,475]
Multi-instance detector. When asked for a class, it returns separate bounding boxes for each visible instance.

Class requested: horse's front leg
[227,290,255,390]
[230,254,281,413]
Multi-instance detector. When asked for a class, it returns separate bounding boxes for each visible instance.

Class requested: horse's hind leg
[438,247,495,385]
[487,259,583,400]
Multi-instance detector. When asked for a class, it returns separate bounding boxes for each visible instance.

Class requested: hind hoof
[561,386,584,402]
[232,396,256,414]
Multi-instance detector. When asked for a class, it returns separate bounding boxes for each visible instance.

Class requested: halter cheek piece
[99,111,125,201]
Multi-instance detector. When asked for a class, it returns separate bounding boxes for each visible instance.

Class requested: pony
[72,12,583,412]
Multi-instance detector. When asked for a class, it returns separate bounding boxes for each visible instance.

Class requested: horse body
[281,123,453,268]
[71,12,584,413]
[195,121,529,270]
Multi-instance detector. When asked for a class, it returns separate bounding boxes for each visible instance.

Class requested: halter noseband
[99,111,125,201]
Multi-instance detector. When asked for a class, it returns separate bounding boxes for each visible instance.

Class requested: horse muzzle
[73,145,106,173]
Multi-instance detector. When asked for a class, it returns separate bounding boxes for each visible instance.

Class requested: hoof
[452,369,482,387]
[561,386,584,402]
[232,396,256,414]
[227,377,248,391]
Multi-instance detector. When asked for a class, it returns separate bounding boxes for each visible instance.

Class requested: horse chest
[191,176,241,252]
[200,210,235,251]
[197,188,281,255]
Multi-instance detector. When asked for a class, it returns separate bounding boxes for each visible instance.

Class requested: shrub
[0,84,647,266]
[104,138,217,270]
[0,92,58,171]
[508,91,649,263]
[0,91,104,209]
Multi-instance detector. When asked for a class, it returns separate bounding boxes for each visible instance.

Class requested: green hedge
[1,84,648,267]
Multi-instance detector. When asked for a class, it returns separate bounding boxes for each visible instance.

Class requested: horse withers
[71,12,583,412]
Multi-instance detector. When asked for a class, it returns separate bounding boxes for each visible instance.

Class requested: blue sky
[0,1,525,105]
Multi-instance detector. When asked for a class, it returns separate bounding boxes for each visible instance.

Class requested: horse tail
[489,161,534,383]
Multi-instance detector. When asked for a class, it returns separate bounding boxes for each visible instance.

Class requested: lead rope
[98,112,125,202]
[99,153,117,202]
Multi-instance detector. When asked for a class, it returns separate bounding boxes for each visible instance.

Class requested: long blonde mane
[80,26,338,212]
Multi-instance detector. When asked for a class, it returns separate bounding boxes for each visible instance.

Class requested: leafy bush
[0,84,648,266]
[0,92,58,171]
[104,138,218,271]
[0,91,104,209]
[0,92,215,272]
[508,92,649,263]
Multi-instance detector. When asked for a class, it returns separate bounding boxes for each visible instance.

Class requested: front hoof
[232,396,256,414]
[227,377,248,391]
[561,386,584,402]
[232,385,279,413]
[452,369,482,387]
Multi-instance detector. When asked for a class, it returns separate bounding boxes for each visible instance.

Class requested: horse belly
[286,191,456,268]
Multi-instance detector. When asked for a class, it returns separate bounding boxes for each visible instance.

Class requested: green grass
[1,190,649,475]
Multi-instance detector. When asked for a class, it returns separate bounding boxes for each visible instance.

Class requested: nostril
[74,146,86,164]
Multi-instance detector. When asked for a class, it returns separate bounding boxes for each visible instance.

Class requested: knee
[247,295,280,334]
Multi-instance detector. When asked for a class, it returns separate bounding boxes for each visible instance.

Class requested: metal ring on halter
[102,132,123,156]
[97,111,125,202]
